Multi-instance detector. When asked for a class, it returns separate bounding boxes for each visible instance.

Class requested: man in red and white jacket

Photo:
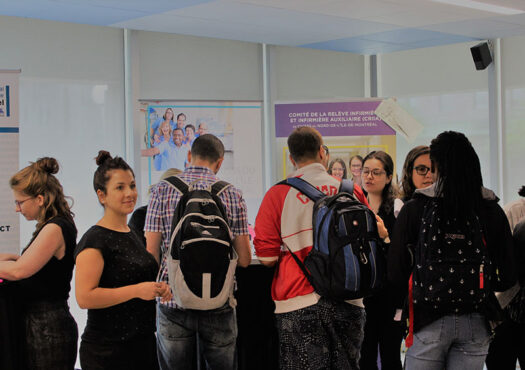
[254,127,369,369]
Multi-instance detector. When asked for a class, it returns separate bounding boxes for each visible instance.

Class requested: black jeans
[24,300,78,370]
[360,297,405,370]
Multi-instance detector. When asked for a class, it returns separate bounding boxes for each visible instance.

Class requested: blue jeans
[406,313,491,370]
[157,303,237,370]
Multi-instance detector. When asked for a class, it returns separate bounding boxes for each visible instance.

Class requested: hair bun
[519,185,525,197]
[95,150,112,166]
[36,157,59,175]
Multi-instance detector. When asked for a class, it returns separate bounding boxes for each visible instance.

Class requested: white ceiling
[2,0,525,54]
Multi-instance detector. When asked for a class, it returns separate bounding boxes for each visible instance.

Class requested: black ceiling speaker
[470,42,492,70]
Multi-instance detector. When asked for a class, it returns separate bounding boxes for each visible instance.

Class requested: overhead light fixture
[431,0,525,15]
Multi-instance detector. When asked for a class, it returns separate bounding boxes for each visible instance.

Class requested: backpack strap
[277,177,325,202]
[339,179,354,195]
[211,180,232,196]
[163,176,189,194]
[283,244,316,288]
[406,274,414,348]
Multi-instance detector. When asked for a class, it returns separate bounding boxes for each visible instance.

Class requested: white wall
[381,42,487,96]
[270,45,365,101]
[380,42,492,193]
[501,35,525,204]
[138,31,262,101]
[269,45,365,181]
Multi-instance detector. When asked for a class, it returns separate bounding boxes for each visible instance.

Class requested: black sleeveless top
[75,226,159,343]
[17,216,77,303]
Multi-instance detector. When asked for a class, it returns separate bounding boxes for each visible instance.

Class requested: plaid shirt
[144,166,249,308]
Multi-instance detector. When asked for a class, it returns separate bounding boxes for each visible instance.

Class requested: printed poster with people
[274,99,397,186]
[139,101,264,223]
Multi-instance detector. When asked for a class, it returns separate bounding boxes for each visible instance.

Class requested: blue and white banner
[0,69,20,254]
[139,100,264,224]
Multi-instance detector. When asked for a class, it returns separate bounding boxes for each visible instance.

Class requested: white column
[262,43,273,191]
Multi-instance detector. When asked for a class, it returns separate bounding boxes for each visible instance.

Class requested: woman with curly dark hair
[359,150,404,370]
[0,157,78,369]
[389,131,517,369]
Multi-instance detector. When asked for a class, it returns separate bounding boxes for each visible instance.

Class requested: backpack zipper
[480,264,484,289]
[181,237,230,248]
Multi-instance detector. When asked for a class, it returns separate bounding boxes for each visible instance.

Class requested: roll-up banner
[0,70,20,254]
[274,99,397,179]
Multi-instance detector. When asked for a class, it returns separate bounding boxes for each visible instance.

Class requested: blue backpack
[278,177,384,300]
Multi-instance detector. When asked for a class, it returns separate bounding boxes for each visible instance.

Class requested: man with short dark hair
[183,124,196,147]
[145,134,252,370]
[321,144,330,169]
[504,185,525,231]
[254,126,369,369]
[167,128,189,170]
[141,127,189,171]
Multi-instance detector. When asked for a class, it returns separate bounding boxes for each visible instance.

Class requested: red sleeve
[253,185,289,259]
[353,183,370,208]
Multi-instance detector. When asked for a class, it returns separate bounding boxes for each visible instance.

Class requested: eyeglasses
[361,168,386,177]
[14,197,33,208]
[321,145,329,155]
[414,165,431,176]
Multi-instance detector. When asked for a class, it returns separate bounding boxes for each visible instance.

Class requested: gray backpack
[164,176,238,310]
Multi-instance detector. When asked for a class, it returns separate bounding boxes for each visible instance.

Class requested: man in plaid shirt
[145,134,251,370]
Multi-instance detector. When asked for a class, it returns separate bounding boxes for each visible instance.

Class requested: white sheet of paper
[375,98,423,143]
[495,282,520,308]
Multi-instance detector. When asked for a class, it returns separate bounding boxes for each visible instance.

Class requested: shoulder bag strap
[163,176,189,194]
[277,177,325,202]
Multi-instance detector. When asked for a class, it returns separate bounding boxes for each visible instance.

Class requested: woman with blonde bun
[0,157,78,369]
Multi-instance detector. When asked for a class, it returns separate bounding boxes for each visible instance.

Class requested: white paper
[375,98,423,143]
[495,282,520,309]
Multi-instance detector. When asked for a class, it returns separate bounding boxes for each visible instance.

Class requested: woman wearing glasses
[360,150,405,370]
[400,145,433,201]
[0,157,78,369]
[327,158,347,180]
